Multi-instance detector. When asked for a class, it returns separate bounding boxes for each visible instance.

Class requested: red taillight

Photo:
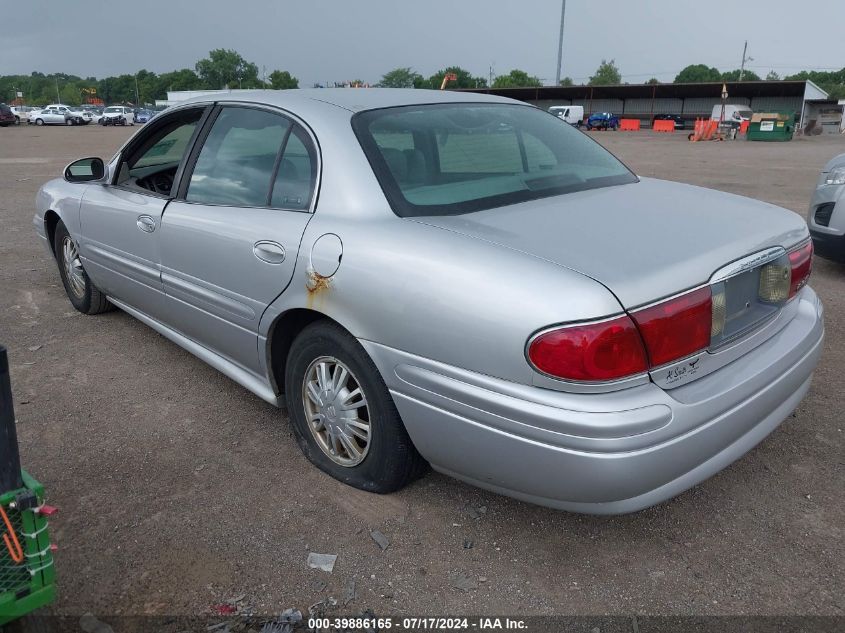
[630,287,712,368]
[527,315,648,382]
[788,241,813,299]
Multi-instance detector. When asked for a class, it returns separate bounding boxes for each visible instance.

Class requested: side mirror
[64,157,105,183]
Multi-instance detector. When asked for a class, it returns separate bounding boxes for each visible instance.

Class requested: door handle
[253,240,286,264]
[136,215,156,233]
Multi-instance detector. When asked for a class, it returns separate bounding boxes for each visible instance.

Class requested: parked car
[29,105,70,126]
[86,107,104,125]
[29,104,90,126]
[100,106,134,125]
[69,107,93,125]
[586,112,619,130]
[133,109,155,124]
[808,152,845,262]
[10,105,36,125]
[548,105,584,127]
[0,103,15,127]
[34,90,823,514]
[653,113,685,130]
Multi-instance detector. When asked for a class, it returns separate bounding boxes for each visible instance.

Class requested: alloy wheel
[61,236,86,298]
[302,356,371,467]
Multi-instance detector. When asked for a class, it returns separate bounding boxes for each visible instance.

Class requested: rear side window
[187,106,317,210]
[187,107,291,207]
[353,103,637,217]
[270,127,317,210]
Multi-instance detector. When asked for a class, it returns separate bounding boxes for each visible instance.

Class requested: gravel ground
[0,123,843,618]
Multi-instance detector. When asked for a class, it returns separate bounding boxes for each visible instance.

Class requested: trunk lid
[411,178,809,309]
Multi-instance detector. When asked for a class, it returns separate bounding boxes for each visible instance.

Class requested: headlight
[824,166,845,186]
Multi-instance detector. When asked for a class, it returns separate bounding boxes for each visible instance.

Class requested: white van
[549,105,584,127]
[711,104,753,124]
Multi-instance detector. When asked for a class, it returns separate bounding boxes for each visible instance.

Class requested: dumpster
[746,111,795,141]
[0,346,56,626]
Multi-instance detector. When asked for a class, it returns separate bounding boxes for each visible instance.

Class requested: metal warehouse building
[463,80,840,133]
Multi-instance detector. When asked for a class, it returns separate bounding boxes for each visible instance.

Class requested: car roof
[176,88,520,113]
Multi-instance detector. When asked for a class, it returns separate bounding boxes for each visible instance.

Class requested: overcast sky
[2,0,844,86]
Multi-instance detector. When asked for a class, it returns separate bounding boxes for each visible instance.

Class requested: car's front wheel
[53,222,112,315]
[65,118,74,126]
[285,321,426,493]
[35,118,44,126]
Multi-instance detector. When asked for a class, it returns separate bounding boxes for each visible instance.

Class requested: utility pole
[489,65,494,87]
[134,74,140,105]
[55,76,60,103]
[555,0,567,85]
[739,41,753,81]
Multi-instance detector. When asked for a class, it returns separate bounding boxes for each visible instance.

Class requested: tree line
[3,49,843,105]
[0,49,298,106]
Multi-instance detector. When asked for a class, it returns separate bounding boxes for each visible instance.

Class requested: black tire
[65,118,74,126]
[35,118,43,126]
[53,222,113,315]
[285,321,427,493]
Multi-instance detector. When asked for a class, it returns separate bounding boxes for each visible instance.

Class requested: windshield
[353,103,636,217]
[105,107,121,113]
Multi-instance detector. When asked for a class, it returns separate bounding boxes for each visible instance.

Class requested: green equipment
[746,111,795,141]
[0,346,56,626]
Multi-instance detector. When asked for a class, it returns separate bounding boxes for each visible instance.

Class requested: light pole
[555,0,567,86]
[739,41,753,81]
[134,74,140,105]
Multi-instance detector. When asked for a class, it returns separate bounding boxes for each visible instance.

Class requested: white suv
[100,105,135,125]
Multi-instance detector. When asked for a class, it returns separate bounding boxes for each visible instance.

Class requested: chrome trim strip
[630,282,711,313]
[710,246,786,283]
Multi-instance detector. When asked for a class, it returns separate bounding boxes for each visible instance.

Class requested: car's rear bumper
[362,287,823,514]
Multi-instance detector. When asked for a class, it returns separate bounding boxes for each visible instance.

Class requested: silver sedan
[34,89,823,514]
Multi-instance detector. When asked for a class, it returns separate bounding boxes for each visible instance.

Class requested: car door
[41,107,58,124]
[159,105,317,373]
[78,105,208,319]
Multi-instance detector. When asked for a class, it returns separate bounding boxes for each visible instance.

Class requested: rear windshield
[352,103,637,217]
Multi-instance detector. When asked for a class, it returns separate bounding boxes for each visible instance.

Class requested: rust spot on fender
[305,267,332,308]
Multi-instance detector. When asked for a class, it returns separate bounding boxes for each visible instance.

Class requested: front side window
[353,103,637,217]
[116,107,204,195]
[130,111,202,171]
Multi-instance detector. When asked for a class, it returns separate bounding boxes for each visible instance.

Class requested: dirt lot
[0,124,843,618]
